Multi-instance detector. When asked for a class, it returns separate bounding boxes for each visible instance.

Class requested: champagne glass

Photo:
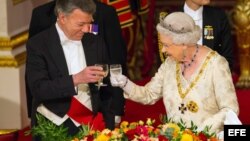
[95,64,109,87]
[110,64,122,76]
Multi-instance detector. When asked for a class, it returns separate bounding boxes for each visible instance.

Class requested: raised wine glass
[95,64,109,87]
[110,64,122,77]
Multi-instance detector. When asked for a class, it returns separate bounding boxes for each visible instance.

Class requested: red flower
[86,135,94,141]
[158,135,169,141]
[198,132,208,141]
[126,128,137,140]
[136,125,149,136]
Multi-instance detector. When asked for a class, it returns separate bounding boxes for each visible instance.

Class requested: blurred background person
[180,0,234,71]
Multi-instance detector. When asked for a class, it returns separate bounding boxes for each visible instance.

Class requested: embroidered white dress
[123,51,239,133]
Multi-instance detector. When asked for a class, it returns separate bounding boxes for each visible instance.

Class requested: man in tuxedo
[181,0,234,71]
[26,0,126,127]
[26,0,117,139]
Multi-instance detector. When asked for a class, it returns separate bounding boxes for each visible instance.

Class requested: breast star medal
[204,25,214,40]
[186,100,199,113]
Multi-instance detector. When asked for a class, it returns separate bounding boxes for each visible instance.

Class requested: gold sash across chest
[176,51,216,113]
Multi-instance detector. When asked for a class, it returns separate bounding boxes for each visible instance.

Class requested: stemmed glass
[110,64,122,76]
[95,64,109,87]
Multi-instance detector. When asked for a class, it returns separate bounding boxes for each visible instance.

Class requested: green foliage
[74,124,92,139]
[31,114,70,141]
[202,125,216,138]
[189,121,198,134]
[159,114,171,123]
[164,127,175,140]
[177,119,187,131]
[28,114,90,141]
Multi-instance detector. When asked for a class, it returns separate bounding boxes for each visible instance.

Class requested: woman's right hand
[110,74,128,88]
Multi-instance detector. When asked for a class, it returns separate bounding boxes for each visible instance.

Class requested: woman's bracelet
[121,78,128,88]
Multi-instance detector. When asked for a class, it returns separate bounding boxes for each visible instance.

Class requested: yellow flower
[138,120,144,125]
[120,121,129,128]
[95,134,110,141]
[154,128,161,135]
[113,128,120,132]
[181,133,193,141]
[146,118,155,126]
[129,122,138,127]
[89,130,96,135]
[166,123,180,137]
[110,130,122,139]
[147,126,154,132]
[71,138,79,141]
[101,129,111,134]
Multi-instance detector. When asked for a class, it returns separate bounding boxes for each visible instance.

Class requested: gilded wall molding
[0,31,28,50]
[0,52,26,67]
[12,0,27,5]
[0,31,28,67]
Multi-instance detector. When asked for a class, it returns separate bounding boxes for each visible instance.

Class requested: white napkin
[217,110,242,140]
[224,110,242,125]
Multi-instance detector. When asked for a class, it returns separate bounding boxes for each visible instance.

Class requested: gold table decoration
[232,0,250,88]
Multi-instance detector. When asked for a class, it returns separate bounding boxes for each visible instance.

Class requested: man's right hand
[73,66,105,86]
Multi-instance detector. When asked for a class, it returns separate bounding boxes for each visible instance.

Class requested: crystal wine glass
[95,64,109,87]
[110,64,122,77]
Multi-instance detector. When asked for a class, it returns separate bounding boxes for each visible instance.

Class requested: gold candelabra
[232,0,250,88]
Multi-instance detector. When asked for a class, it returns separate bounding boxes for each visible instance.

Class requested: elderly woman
[110,12,239,135]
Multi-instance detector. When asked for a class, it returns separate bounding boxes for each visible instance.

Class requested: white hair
[156,12,201,45]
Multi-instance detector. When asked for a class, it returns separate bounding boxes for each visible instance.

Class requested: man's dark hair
[55,0,96,16]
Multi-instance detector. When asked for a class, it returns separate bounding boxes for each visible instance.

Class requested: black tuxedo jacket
[202,6,234,70]
[26,25,109,126]
[26,0,126,119]
[177,5,234,70]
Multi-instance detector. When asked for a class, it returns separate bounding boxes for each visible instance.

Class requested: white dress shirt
[37,23,92,126]
[184,3,203,45]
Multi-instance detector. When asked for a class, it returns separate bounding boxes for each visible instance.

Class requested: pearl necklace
[182,44,199,75]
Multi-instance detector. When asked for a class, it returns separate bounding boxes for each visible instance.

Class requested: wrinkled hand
[110,74,127,87]
[73,66,105,85]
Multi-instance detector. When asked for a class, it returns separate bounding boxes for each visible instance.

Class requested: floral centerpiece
[28,114,219,141]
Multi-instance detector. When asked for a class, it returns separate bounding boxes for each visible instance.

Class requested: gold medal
[186,101,199,113]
